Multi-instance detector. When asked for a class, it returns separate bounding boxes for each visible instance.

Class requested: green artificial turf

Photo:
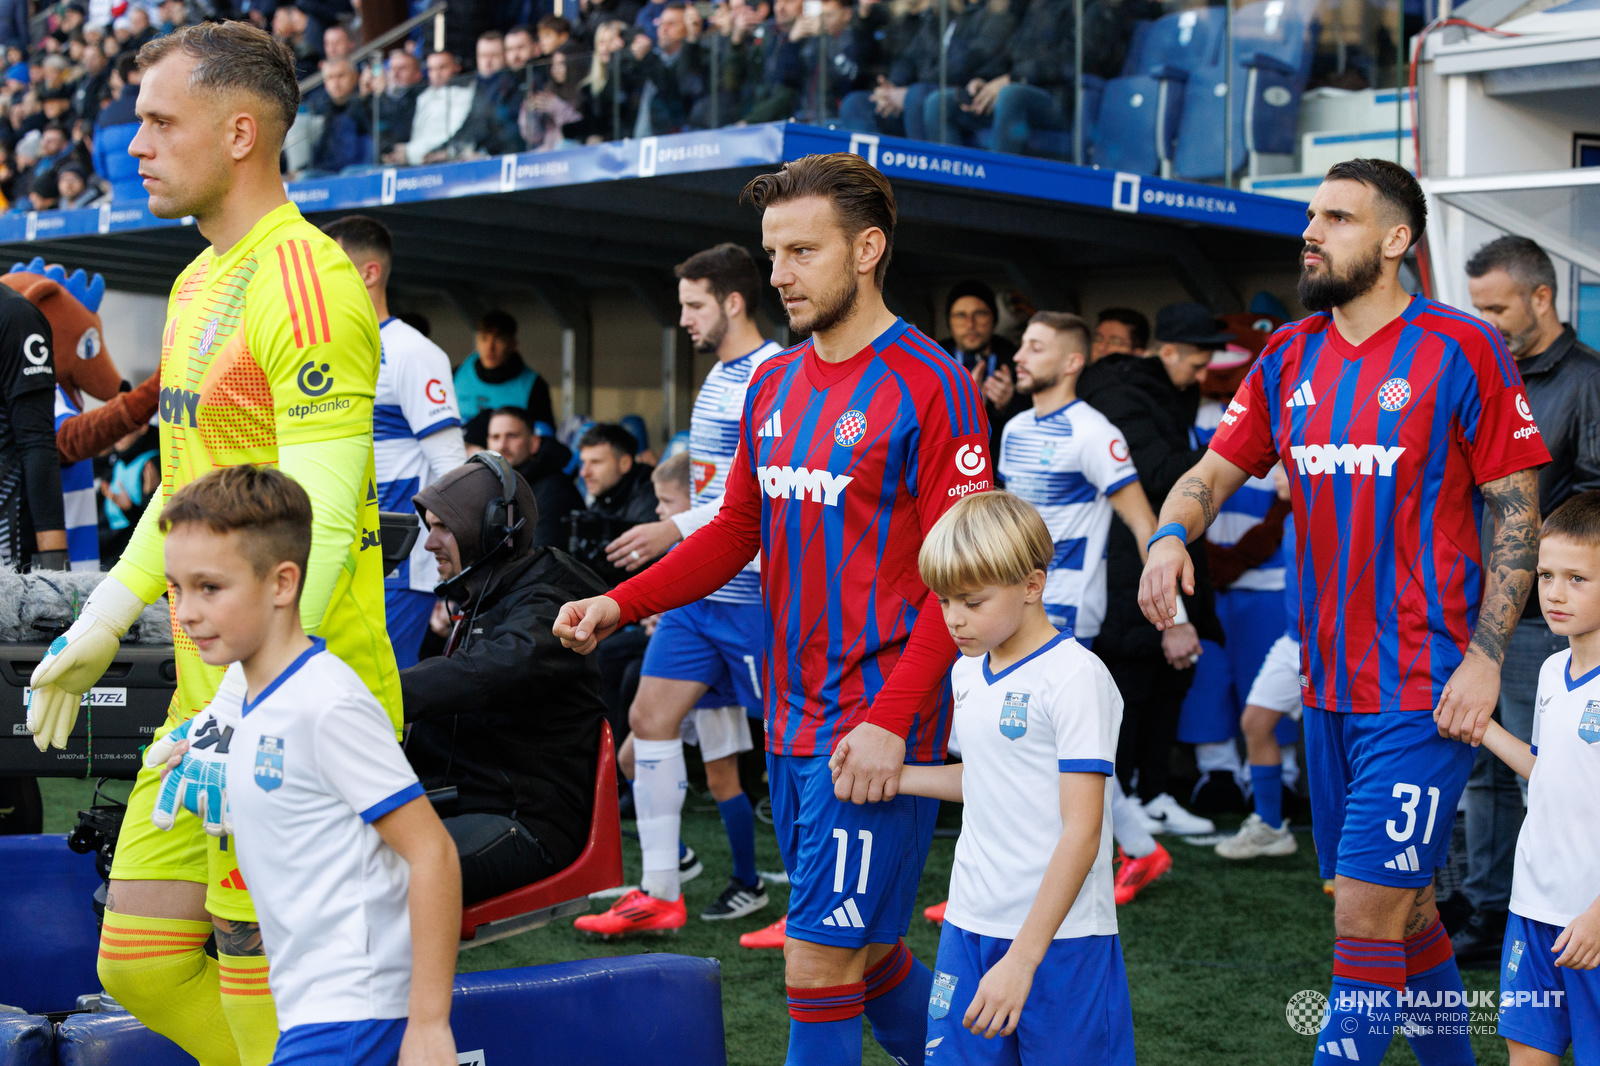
[39,777,1571,1065]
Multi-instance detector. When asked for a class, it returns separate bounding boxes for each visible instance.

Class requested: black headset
[433,450,525,601]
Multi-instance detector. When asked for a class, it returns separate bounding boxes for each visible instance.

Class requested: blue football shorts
[926,922,1135,1065]
[272,1019,406,1066]
[767,751,939,948]
[641,598,765,713]
[1303,707,1474,887]
[1498,912,1600,1060]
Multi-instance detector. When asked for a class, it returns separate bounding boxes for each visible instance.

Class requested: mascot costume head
[2,257,123,410]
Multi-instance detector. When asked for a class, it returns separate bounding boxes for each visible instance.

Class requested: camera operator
[402,453,610,905]
[568,422,658,586]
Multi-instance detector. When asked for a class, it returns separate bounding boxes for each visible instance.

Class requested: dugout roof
[0,124,1305,323]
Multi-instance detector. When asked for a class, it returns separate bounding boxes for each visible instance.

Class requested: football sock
[863,941,930,1065]
[1315,938,1405,1064]
[1281,746,1301,791]
[97,912,241,1066]
[1249,763,1284,829]
[217,952,278,1066]
[1194,740,1241,777]
[786,983,864,1066]
[1110,777,1157,859]
[679,839,689,861]
[1400,920,1475,1065]
[717,792,759,889]
[632,737,687,901]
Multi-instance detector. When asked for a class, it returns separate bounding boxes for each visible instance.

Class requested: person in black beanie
[941,279,1026,458]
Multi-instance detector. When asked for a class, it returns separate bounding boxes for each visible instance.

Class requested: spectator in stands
[486,405,585,549]
[504,24,538,85]
[1451,235,1600,968]
[373,49,423,158]
[473,30,521,128]
[307,57,373,174]
[1093,306,1149,361]
[69,43,110,123]
[837,0,944,139]
[31,123,72,181]
[520,48,584,148]
[574,19,631,142]
[574,0,644,45]
[1079,301,1227,835]
[404,457,611,905]
[917,0,1017,138]
[92,54,141,202]
[322,20,353,61]
[56,162,99,207]
[732,0,802,122]
[157,0,190,35]
[0,0,25,55]
[537,15,572,58]
[386,50,475,165]
[792,0,872,122]
[634,0,674,39]
[26,168,59,211]
[454,309,557,428]
[942,280,1024,458]
[272,5,322,79]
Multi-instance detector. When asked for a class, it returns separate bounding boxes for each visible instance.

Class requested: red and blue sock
[786,981,864,1065]
[1398,919,1475,1065]
[1249,764,1284,829]
[862,941,931,1065]
[716,793,759,889]
[1315,938,1405,1064]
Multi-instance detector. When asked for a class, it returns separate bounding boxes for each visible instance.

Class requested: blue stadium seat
[0,1014,52,1066]
[1172,0,1320,179]
[0,836,103,1013]
[452,956,725,1064]
[1089,7,1227,175]
[54,1012,191,1066]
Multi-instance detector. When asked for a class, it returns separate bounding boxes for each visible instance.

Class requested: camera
[566,510,640,588]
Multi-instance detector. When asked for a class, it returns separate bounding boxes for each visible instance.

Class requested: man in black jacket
[941,280,1024,459]
[576,422,659,581]
[486,406,584,550]
[404,455,610,905]
[1078,301,1226,834]
[1451,235,1600,965]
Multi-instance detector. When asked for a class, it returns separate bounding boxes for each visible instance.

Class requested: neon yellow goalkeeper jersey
[110,201,402,732]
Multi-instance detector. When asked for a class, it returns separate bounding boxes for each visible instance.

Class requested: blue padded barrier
[451,956,726,1066]
[0,836,103,1014]
[52,1013,191,1066]
[0,1014,52,1066]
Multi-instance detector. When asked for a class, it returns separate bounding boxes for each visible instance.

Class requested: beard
[1017,369,1057,395]
[692,310,728,355]
[786,271,859,336]
[1500,302,1541,357]
[1297,241,1385,312]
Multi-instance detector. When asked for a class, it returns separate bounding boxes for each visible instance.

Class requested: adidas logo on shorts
[821,897,866,928]
[1383,845,1422,872]
[1318,1037,1362,1059]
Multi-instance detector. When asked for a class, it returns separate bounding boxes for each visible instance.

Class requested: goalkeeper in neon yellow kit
[25,24,401,1066]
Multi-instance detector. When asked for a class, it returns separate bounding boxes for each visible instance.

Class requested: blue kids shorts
[272,1019,406,1066]
[641,598,765,712]
[767,751,939,948]
[926,922,1136,1065]
[1498,911,1600,1059]
[1303,707,1475,886]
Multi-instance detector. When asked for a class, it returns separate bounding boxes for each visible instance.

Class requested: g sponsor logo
[425,378,448,404]
[955,444,987,477]
[22,333,49,365]
[297,360,334,397]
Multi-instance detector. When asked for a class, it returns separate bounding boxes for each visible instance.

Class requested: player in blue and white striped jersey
[586,244,781,932]
[53,385,98,570]
[325,216,466,669]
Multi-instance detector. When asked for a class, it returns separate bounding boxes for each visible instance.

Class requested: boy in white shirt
[834,491,1134,1064]
[1480,490,1600,1065]
[152,465,461,1066]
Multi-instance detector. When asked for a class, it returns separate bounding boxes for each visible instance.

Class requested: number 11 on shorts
[832,828,873,894]
[1386,783,1441,844]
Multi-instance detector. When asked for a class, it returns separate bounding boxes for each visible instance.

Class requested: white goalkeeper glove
[27,576,148,752]
[149,671,246,837]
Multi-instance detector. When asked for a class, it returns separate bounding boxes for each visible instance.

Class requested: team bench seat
[0,835,104,1014]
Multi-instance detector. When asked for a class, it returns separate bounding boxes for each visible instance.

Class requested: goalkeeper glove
[149,670,245,837]
[27,576,148,752]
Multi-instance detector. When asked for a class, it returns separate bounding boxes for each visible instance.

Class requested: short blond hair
[652,450,692,494]
[919,492,1053,595]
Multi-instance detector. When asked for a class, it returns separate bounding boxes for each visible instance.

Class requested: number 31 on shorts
[1386,782,1442,844]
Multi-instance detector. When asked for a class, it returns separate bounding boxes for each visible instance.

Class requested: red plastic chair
[459,720,624,947]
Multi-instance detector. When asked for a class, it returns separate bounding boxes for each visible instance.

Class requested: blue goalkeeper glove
[149,672,245,837]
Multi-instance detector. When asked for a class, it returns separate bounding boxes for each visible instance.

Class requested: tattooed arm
[1137,450,1252,630]
[1435,468,1541,745]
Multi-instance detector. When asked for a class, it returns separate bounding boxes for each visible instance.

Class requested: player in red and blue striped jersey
[1140,159,1548,1066]
[556,153,990,1066]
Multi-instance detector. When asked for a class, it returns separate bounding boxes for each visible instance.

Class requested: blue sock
[1400,921,1475,1065]
[862,942,930,1066]
[1315,939,1405,1064]
[786,983,864,1066]
[1249,764,1284,828]
[678,839,688,861]
[717,793,758,889]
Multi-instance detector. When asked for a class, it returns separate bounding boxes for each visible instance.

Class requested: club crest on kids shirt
[254,736,285,791]
[999,691,1029,740]
[929,971,958,1019]
[1581,701,1600,745]
[833,409,867,447]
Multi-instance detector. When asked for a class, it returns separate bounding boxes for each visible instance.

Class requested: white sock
[1194,740,1242,776]
[1281,747,1301,791]
[1111,776,1157,859]
[632,737,686,901]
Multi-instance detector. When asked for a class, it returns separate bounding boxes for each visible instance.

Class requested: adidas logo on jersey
[758,465,853,505]
[820,897,867,928]
[1289,444,1405,477]
[758,411,783,438]
[1285,382,1317,408]
[1383,845,1422,872]
[1318,1037,1363,1059]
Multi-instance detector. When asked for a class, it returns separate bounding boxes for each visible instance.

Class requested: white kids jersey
[1510,651,1600,928]
[374,317,463,594]
[998,401,1139,638]
[1194,399,1285,593]
[944,635,1122,940]
[671,340,782,604]
[222,641,425,1029]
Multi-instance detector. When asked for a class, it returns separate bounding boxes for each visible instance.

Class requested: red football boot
[1113,843,1172,905]
[738,914,788,949]
[573,890,686,937]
